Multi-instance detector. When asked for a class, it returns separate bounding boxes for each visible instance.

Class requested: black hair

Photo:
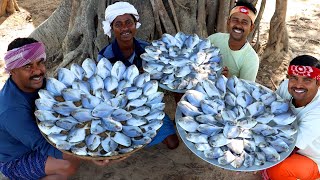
[234,0,257,14]
[289,55,320,69]
[7,37,38,51]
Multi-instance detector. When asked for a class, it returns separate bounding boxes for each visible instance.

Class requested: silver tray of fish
[175,76,298,171]
[35,58,165,160]
[141,32,223,93]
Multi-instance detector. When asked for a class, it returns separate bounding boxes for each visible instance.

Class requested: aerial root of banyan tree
[28,0,285,79]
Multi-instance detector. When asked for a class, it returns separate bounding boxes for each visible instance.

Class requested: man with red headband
[261,55,320,180]
[0,38,116,179]
[207,0,259,81]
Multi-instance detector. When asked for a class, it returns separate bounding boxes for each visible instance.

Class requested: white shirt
[276,80,320,171]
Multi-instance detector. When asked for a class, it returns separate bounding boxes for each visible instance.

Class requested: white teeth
[294,89,305,93]
[234,29,242,33]
[33,77,41,80]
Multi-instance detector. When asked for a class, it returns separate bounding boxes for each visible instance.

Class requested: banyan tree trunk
[0,0,20,17]
[257,0,289,89]
[29,0,270,77]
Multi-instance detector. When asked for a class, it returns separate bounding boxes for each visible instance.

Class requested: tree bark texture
[216,0,229,33]
[29,0,282,75]
[262,0,288,63]
[248,0,266,43]
[0,0,20,17]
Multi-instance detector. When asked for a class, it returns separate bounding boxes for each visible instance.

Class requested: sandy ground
[0,0,319,179]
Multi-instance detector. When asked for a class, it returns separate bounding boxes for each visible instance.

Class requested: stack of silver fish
[177,75,297,169]
[141,32,223,91]
[35,58,165,157]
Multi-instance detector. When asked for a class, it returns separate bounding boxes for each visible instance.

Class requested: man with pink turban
[0,38,113,179]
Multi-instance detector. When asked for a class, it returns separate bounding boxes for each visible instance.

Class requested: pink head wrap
[4,42,46,73]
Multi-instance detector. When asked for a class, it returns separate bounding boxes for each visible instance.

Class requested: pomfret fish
[186,132,208,144]
[132,136,152,146]
[90,120,105,135]
[35,110,59,121]
[142,80,158,96]
[197,124,223,136]
[82,58,97,79]
[126,96,148,109]
[104,76,119,92]
[91,101,116,118]
[111,61,126,81]
[129,106,151,116]
[67,124,89,143]
[177,116,199,132]
[123,65,139,84]
[72,79,90,94]
[35,98,56,111]
[217,150,236,166]
[101,136,118,153]
[204,147,224,159]
[122,126,143,138]
[81,93,101,109]
[57,68,76,87]
[88,75,104,94]
[111,109,132,121]
[178,100,203,117]
[38,121,64,135]
[101,117,123,131]
[112,132,131,147]
[61,88,82,102]
[46,77,67,96]
[38,89,56,101]
[96,57,112,79]
[52,101,78,116]
[55,116,79,130]
[126,116,147,126]
[271,100,289,115]
[133,73,150,88]
[85,134,101,151]
[71,108,97,122]
[70,63,85,80]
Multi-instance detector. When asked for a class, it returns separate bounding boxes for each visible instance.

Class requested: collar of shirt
[111,38,145,67]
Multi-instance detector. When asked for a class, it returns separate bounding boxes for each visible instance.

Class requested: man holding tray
[262,55,320,179]
[98,1,179,149]
[0,38,117,180]
[207,0,259,82]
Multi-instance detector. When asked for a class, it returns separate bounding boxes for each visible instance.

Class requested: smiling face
[288,74,320,107]
[111,14,137,43]
[227,12,254,42]
[10,58,46,92]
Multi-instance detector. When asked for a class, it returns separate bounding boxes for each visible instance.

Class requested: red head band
[288,65,320,80]
[229,6,256,23]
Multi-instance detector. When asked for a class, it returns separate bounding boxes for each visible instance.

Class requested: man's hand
[92,156,128,166]
[222,66,231,78]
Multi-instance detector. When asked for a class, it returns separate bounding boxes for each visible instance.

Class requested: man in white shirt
[264,55,320,180]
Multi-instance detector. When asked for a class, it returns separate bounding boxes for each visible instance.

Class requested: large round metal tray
[175,82,298,171]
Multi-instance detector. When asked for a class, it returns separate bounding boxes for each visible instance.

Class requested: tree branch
[196,0,208,37]
[168,0,180,32]
[155,0,176,34]
[150,0,163,35]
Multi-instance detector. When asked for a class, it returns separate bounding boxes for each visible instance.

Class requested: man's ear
[10,69,16,75]
[316,80,320,87]
[250,22,255,31]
